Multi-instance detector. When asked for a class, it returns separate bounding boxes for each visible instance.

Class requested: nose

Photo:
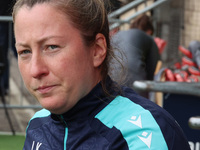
[30,54,49,79]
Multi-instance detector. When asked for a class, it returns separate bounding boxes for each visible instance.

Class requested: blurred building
[152,0,200,66]
[118,0,200,67]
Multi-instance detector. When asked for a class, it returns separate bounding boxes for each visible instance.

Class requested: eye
[48,45,59,50]
[17,49,32,59]
[18,49,31,55]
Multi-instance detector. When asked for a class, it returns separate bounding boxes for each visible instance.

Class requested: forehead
[15,3,66,22]
[14,2,88,49]
[15,4,72,37]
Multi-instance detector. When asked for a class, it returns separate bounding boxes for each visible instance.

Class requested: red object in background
[174,70,188,82]
[182,56,197,67]
[186,75,199,82]
[188,66,200,76]
[161,45,200,82]
[174,62,182,69]
[174,73,184,82]
[164,68,175,81]
[154,37,167,54]
[179,71,188,81]
[178,45,192,59]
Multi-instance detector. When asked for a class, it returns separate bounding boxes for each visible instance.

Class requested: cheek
[18,62,29,81]
[58,50,92,74]
[18,64,33,93]
[56,57,80,79]
[57,56,92,89]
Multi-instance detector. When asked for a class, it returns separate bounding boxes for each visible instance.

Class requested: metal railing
[109,0,167,30]
[133,80,200,130]
[133,81,200,97]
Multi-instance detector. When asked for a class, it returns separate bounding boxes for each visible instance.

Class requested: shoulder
[95,87,190,149]
[123,87,190,149]
[27,109,51,130]
[31,109,51,120]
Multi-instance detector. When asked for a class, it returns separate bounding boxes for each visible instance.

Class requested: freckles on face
[14,4,99,114]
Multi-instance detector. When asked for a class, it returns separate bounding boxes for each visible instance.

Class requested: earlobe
[93,33,107,68]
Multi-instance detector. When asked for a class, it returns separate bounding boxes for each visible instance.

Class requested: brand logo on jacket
[189,141,200,150]
[31,141,42,150]
[128,115,142,128]
[128,115,152,148]
[138,132,152,148]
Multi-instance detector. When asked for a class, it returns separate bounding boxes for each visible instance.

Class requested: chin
[38,93,74,114]
[42,104,65,114]
[39,99,67,114]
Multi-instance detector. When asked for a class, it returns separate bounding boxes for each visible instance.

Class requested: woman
[13,0,190,149]
[111,14,160,98]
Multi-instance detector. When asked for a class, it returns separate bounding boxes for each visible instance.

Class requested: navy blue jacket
[23,79,190,150]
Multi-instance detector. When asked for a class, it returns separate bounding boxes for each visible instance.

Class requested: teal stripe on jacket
[30,108,51,121]
[26,109,51,133]
[95,96,168,150]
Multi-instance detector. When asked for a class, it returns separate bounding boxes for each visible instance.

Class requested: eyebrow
[15,42,28,47]
[16,35,64,48]
[15,43,30,50]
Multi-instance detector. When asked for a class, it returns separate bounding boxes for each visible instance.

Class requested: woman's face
[14,4,104,114]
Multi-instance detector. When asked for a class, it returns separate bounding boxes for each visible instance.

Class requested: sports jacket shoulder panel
[95,95,168,149]
[121,87,191,150]
[27,109,51,130]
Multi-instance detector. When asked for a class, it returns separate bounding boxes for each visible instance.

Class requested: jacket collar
[51,76,119,122]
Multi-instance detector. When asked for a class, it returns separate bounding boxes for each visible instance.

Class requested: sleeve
[153,108,191,150]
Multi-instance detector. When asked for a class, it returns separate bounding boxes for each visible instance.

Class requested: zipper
[64,128,68,150]
[57,115,68,150]
[58,115,68,127]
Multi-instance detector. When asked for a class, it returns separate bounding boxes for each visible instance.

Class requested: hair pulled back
[13,0,113,91]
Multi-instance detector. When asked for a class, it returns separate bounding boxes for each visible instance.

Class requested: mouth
[35,85,57,94]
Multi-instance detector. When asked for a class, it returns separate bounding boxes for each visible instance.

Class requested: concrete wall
[152,0,184,66]
[183,0,200,47]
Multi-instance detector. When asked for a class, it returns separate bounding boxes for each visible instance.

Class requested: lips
[36,85,56,94]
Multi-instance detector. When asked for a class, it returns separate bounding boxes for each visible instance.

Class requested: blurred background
[0,0,199,149]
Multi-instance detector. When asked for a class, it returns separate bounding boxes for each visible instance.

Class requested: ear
[93,33,107,68]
